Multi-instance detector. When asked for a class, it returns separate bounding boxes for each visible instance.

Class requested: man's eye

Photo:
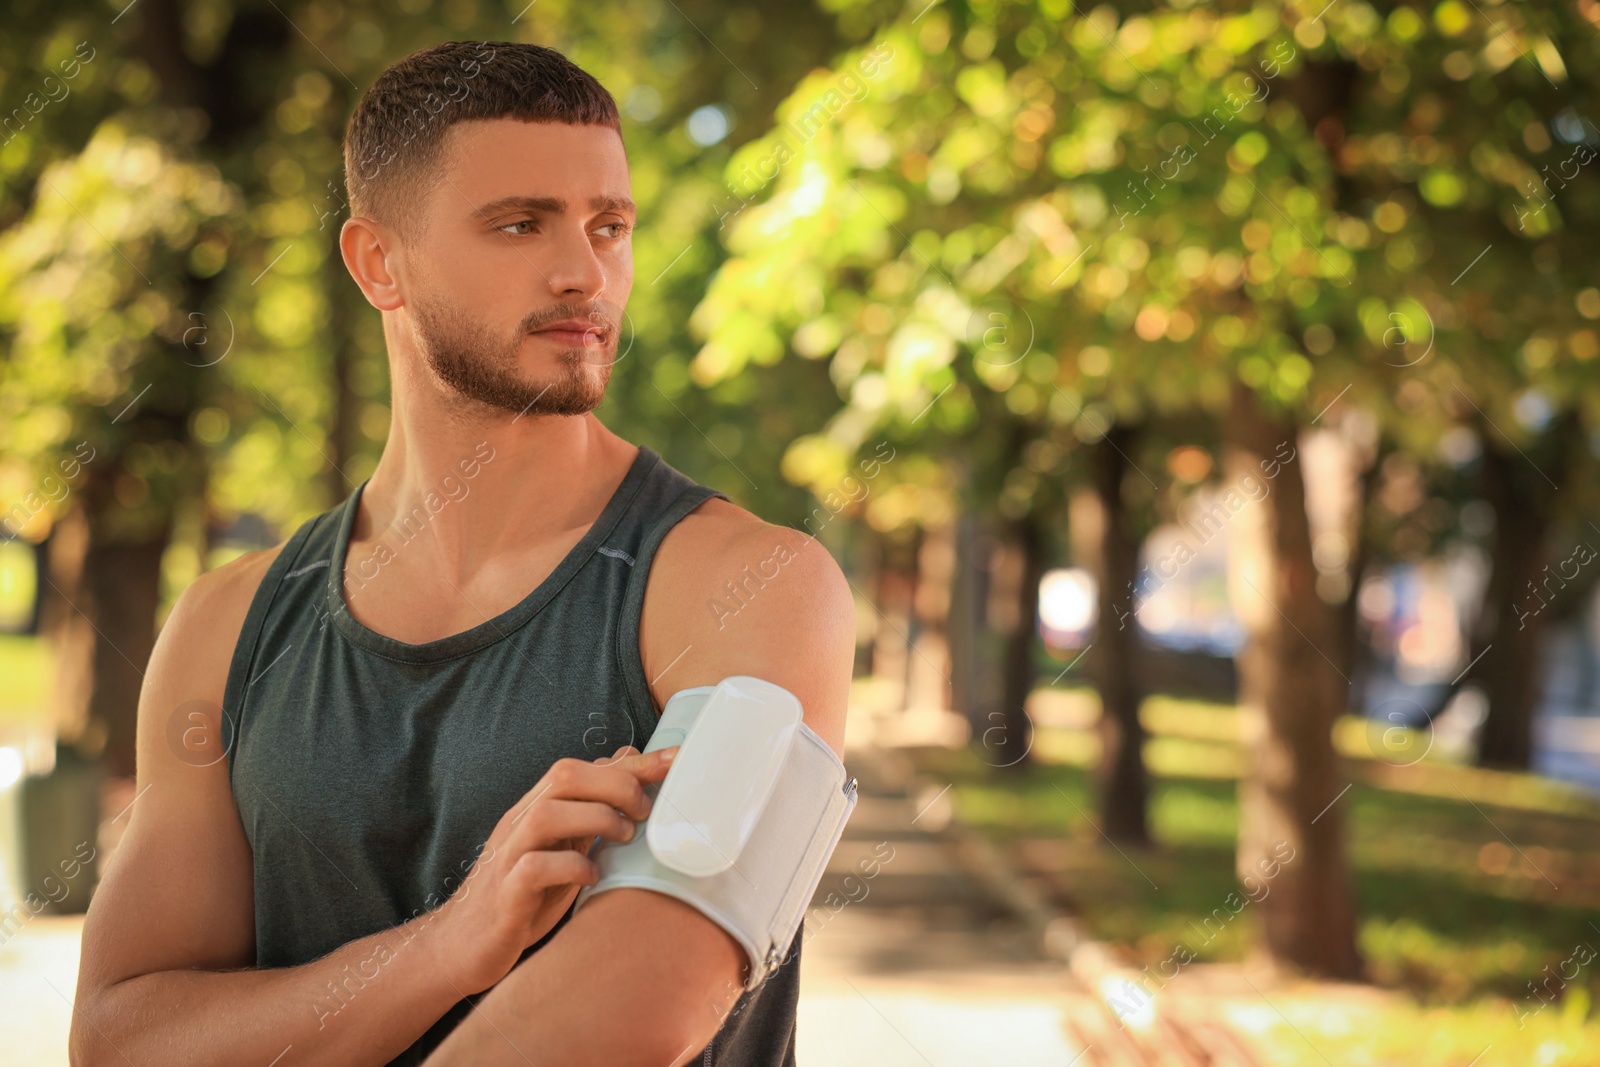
[498,220,536,236]
[597,222,631,238]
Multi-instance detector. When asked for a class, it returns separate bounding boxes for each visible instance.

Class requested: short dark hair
[343,41,621,230]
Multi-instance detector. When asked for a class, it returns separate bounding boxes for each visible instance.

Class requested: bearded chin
[413,299,612,418]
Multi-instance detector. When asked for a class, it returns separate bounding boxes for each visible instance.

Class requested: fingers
[508,798,641,853]
[489,746,681,858]
[594,745,679,783]
[508,847,600,893]
[524,749,678,818]
[499,755,649,825]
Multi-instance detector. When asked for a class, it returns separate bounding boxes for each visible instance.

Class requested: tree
[0,122,236,774]
[1311,0,1600,771]
[686,0,1380,974]
[1225,382,1363,977]
[1088,422,1150,843]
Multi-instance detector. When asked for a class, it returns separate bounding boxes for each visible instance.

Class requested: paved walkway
[0,914,81,1067]
[796,744,1091,1066]
[801,734,1273,1067]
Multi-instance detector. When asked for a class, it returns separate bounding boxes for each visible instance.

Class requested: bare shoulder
[160,544,288,677]
[650,496,854,651]
[138,541,290,751]
[637,495,856,754]
[174,543,286,625]
[664,496,851,606]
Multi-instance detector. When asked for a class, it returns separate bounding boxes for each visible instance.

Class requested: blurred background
[1,0,1598,1063]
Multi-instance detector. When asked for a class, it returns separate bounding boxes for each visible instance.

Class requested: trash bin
[18,742,103,916]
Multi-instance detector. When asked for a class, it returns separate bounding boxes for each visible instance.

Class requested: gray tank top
[223,444,801,1066]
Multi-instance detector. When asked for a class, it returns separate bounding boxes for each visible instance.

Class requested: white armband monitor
[571,676,858,989]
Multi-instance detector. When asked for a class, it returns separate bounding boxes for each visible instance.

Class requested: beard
[410,295,618,419]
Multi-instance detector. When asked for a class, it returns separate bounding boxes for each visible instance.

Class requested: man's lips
[531,319,607,346]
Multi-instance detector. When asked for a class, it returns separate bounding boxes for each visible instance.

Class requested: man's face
[402,119,634,418]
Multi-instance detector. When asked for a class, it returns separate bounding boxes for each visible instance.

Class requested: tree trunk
[42,470,170,778]
[1473,442,1551,769]
[1333,441,1384,687]
[25,537,48,635]
[325,258,361,505]
[905,519,955,716]
[987,510,1045,771]
[948,508,992,731]
[1091,423,1149,844]
[1226,382,1362,979]
[868,529,916,712]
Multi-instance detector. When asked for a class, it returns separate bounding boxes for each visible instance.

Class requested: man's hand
[426,744,678,995]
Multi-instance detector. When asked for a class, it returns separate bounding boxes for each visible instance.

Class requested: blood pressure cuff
[571,676,858,990]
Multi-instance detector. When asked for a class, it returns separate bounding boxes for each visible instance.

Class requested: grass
[910,688,1600,1067]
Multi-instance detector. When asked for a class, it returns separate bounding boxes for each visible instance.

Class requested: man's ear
[340,215,405,312]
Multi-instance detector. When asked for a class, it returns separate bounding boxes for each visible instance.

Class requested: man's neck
[355,374,636,586]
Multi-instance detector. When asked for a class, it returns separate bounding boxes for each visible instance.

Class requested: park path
[801,731,1271,1067]
[0,912,81,1066]
[795,741,1092,1066]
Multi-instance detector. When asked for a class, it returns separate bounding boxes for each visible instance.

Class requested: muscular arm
[424,509,856,1066]
[71,549,465,1067]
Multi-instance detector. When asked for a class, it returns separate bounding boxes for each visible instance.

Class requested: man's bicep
[77,559,268,991]
[643,515,856,757]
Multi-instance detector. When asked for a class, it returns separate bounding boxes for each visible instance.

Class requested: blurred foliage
[0,0,1595,578]
[692,0,1600,543]
[0,123,233,541]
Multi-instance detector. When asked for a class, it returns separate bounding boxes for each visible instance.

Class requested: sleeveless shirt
[222,443,802,1066]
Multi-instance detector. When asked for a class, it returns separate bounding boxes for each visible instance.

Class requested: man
[70,40,855,1067]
